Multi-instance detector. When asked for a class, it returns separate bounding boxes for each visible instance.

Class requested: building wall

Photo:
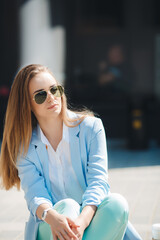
[19,0,66,84]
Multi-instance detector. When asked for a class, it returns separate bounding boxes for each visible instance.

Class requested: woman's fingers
[52,232,57,240]
[53,231,67,240]
[71,228,82,240]
[57,232,65,240]
[50,214,79,240]
[64,224,78,239]
[67,217,80,228]
[52,223,78,240]
[60,229,72,240]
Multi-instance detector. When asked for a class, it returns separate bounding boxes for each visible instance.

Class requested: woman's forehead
[29,72,57,91]
[32,72,56,83]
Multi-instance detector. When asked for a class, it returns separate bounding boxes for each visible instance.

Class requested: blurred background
[0,1,160,240]
[1,0,160,149]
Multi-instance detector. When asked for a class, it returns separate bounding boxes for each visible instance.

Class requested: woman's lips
[47,104,58,110]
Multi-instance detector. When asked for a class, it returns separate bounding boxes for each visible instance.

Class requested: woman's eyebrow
[33,85,56,94]
[33,89,44,94]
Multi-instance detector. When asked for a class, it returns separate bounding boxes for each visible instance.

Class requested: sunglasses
[33,85,64,104]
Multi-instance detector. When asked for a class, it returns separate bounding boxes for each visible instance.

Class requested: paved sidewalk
[0,165,159,240]
[109,166,160,240]
[0,188,28,240]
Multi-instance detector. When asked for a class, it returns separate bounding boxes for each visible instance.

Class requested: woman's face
[29,71,62,122]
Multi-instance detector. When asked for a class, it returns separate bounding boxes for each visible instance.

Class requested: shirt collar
[38,123,69,146]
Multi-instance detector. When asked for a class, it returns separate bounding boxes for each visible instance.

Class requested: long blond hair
[0,64,93,190]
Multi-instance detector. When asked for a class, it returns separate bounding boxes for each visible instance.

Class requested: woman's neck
[38,116,63,151]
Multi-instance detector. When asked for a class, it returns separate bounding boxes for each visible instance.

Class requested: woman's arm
[18,155,79,240]
[36,204,79,240]
[72,205,97,239]
[82,118,110,208]
[76,205,97,228]
[72,117,109,239]
[17,154,53,218]
[36,203,97,240]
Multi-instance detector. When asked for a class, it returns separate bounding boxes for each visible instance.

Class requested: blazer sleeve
[17,148,53,221]
[82,118,110,208]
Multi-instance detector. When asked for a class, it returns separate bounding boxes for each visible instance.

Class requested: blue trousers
[37,193,131,240]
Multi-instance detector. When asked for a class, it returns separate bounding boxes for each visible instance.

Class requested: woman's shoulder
[80,115,104,134]
[67,110,102,127]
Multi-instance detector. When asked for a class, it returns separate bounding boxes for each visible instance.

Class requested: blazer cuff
[29,197,53,221]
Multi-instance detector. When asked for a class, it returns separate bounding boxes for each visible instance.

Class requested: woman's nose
[47,90,54,102]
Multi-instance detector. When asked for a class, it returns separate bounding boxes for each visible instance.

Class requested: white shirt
[38,124,84,204]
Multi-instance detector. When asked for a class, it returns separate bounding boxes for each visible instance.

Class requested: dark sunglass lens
[58,86,64,96]
[50,86,63,97]
[35,91,47,104]
[50,86,57,95]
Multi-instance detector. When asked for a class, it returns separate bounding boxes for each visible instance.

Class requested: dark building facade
[0,0,19,138]
[1,0,160,148]
[63,0,160,148]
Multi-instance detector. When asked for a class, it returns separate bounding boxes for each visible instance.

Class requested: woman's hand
[46,209,79,240]
[71,218,86,240]
[71,205,97,240]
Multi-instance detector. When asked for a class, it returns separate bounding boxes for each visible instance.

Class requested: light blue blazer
[17,113,141,240]
[17,114,110,240]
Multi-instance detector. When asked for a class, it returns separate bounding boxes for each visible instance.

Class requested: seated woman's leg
[123,221,142,240]
[83,193,129,240]
[36,198,81,240]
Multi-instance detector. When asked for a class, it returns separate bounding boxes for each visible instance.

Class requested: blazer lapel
[31,123,87,197]
[31,131,52,196]
[69,126,86,191]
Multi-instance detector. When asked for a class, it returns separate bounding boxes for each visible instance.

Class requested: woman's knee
[54,198,80,210]
[83,194,128,240]
[99,193,129,225]
[53,198,80,219]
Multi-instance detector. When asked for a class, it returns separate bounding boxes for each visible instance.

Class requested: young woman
[0,64,141,240]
